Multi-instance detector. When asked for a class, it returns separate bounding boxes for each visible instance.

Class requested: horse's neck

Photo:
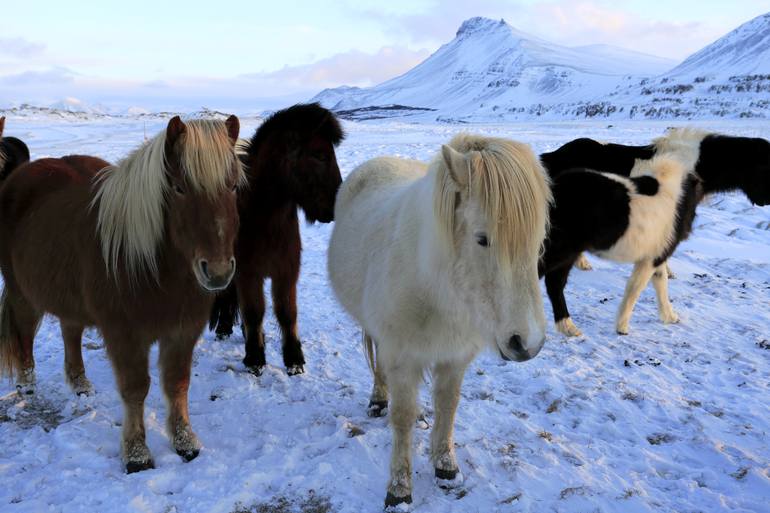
[695,135,755,195]
[243,147,294,212]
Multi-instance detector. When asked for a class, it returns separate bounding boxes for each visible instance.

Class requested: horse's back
[335,156,426,215]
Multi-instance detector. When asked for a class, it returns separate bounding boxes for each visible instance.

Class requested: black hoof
[385,492,412,508]
[215,330,231,341]
[368,400,388,418]
[282,342,306,371]
[176,448,200,462]
[286,365,305,376]
[243,353,266,374]
[435,467,458,481]
[125,459,155,474]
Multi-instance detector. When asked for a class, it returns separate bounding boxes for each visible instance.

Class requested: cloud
[0,66,77,86]
[240,46,431,89]
[0,37,46,58]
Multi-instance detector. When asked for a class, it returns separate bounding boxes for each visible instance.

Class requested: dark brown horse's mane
[248,102,345,152]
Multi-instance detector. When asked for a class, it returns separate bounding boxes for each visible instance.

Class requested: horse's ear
[225,115,240,145]
[442,145,469,189]
[0,116,5,138]
[166,116,187,147]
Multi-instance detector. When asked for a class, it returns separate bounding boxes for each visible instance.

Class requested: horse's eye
[476,234,489,247]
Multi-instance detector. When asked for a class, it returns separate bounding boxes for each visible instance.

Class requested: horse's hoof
[575,254,593,271]
[69,374,94,396]
[555,318,582,337]
[286,365,305,376]
[245,364,264,376]
[125,459,155,474]
[384,492,412,509]
[435,467,457,480]
[215,331,231,341]
[368,400,388,418]
[176,448,200,462]
[435,468,464,489]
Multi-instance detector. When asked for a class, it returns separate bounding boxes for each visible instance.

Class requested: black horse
[209,104,345,375]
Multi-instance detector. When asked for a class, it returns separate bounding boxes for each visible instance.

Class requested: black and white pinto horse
[0,117,31,179]
[539,129,770,336]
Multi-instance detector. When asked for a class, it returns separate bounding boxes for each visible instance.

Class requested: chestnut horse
[209,103,344,375]
[0,116,31,179]
[0,116,242,472]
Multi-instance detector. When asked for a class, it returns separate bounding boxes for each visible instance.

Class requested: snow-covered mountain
[313,14,770,121]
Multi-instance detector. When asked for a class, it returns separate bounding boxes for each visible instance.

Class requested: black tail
[209,283,239,339]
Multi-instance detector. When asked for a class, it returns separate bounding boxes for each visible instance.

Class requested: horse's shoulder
[340,156,425,205]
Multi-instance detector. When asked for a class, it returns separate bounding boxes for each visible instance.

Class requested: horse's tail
[208,284,240,339]
[0,289,22,379]
[363,331,376,376]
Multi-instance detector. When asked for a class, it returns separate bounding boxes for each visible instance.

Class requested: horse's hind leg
[384,360,422,508]
[159,335,201,462]
[272,271,305,375]
[431,357,471,487]
[210,283,238,340]
[106,334,153,473]
[61,321,92,396]
[0,289,42,394]
[615,259,656,335]
[238,273,267,374]
[365,334,388,417]
[652,263,679,324]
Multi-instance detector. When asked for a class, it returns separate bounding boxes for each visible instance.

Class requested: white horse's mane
[434,134,552,269]
[92,119,241,282]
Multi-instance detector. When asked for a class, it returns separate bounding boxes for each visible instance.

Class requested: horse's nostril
[229,257,236,270]
[508,334,523,352]
[199,260,209,279]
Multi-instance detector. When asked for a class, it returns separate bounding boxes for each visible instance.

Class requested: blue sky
[1,0,769,111]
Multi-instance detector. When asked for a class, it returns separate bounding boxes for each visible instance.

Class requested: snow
[0,116,769,513]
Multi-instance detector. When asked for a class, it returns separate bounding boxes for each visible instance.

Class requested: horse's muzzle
[193,257,236,291]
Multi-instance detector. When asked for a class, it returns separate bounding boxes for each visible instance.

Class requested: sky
[1,0,769,112]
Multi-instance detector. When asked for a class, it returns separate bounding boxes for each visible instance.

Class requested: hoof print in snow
[125,459,155,474]
[646,433,675,445]
[731,467,749,480]
[367,400,388,417]
[757,340,770,350]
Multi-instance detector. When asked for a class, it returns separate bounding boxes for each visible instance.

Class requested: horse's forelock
[179,120,243,194]
[437,135,552,269]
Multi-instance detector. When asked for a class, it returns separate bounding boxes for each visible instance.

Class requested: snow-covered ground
[0,118,769,513]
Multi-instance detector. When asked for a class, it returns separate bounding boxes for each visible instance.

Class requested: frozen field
[0,117,769,513]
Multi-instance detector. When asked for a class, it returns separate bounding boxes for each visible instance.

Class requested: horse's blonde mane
[434,134,552,269]
[0,147,6,173]
[92,119,240,282]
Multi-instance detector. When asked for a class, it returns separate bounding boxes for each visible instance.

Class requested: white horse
[328,134,552,508]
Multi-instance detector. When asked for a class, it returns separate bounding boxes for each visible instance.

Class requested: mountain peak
[456,17,508,37]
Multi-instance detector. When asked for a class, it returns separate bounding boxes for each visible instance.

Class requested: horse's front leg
[616,259,656,334]
[237,272,267,374]
[366,334,388,417]
[105,333,153,473]
[431,357,471,487]
[159,333,202,462]
[384,360,422,508]
[545,260,582,337]
[272,267,305,375]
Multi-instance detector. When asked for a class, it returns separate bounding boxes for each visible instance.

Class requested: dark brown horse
[209,103,344,375]
[0,116,242,472]
[0,116,31,179]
